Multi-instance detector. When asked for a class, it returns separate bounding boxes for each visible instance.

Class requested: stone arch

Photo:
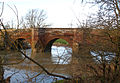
[12,38,31,49]
[44,37,71,52]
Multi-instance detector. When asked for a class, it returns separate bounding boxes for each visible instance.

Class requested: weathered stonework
[2,28,100,53]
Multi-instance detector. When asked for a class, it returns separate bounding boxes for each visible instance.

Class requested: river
[1,46,72,83]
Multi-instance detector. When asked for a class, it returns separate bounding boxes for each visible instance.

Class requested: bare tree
[74,0,120,82]
[22,9,50,28]
[0,3,72,83]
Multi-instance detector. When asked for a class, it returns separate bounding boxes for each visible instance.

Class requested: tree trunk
[0,57,4,83]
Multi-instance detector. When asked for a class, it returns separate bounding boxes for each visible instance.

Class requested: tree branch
[0,2,4,17]
[19,49,71,80]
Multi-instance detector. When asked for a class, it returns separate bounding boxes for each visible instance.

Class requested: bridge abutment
[72,29,81,55]
[31,28,37,53]
[72,42,80,55]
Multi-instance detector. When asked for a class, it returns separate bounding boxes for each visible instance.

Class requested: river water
[1,46,72,83]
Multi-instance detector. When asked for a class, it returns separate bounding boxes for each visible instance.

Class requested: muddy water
[1,46,72,83]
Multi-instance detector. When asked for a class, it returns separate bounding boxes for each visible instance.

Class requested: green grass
[54,39,68,45]
[52,80,65,83]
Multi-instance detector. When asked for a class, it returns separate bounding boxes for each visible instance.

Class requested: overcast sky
[0,0,98,28]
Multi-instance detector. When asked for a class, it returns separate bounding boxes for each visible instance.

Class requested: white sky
[0,0,98,28]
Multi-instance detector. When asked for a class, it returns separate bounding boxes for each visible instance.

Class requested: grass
[52,80,65,83]
[54,39,68,45]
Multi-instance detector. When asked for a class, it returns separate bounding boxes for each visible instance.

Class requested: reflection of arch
[12,38,31,49]
[44,38,69,52]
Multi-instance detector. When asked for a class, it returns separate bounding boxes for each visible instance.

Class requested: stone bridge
[5,28,101,53]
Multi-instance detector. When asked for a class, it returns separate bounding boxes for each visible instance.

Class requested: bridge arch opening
[11,38,31,50]
[44,38,70,52]
[45,38,72,64]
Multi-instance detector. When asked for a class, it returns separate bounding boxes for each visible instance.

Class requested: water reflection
[51,46,72,64]
[21,46,72,64]
[4,67,62,83]
[2,45,72,83]
[91,51,115,63]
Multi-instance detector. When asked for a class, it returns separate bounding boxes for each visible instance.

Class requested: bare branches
[19,49,71,80]
[7,4,19,28]
[0,3,71,81]
[114,0,120,16]
[24,9,49,28]
[0,2,4,17]
[104,32,116,45]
